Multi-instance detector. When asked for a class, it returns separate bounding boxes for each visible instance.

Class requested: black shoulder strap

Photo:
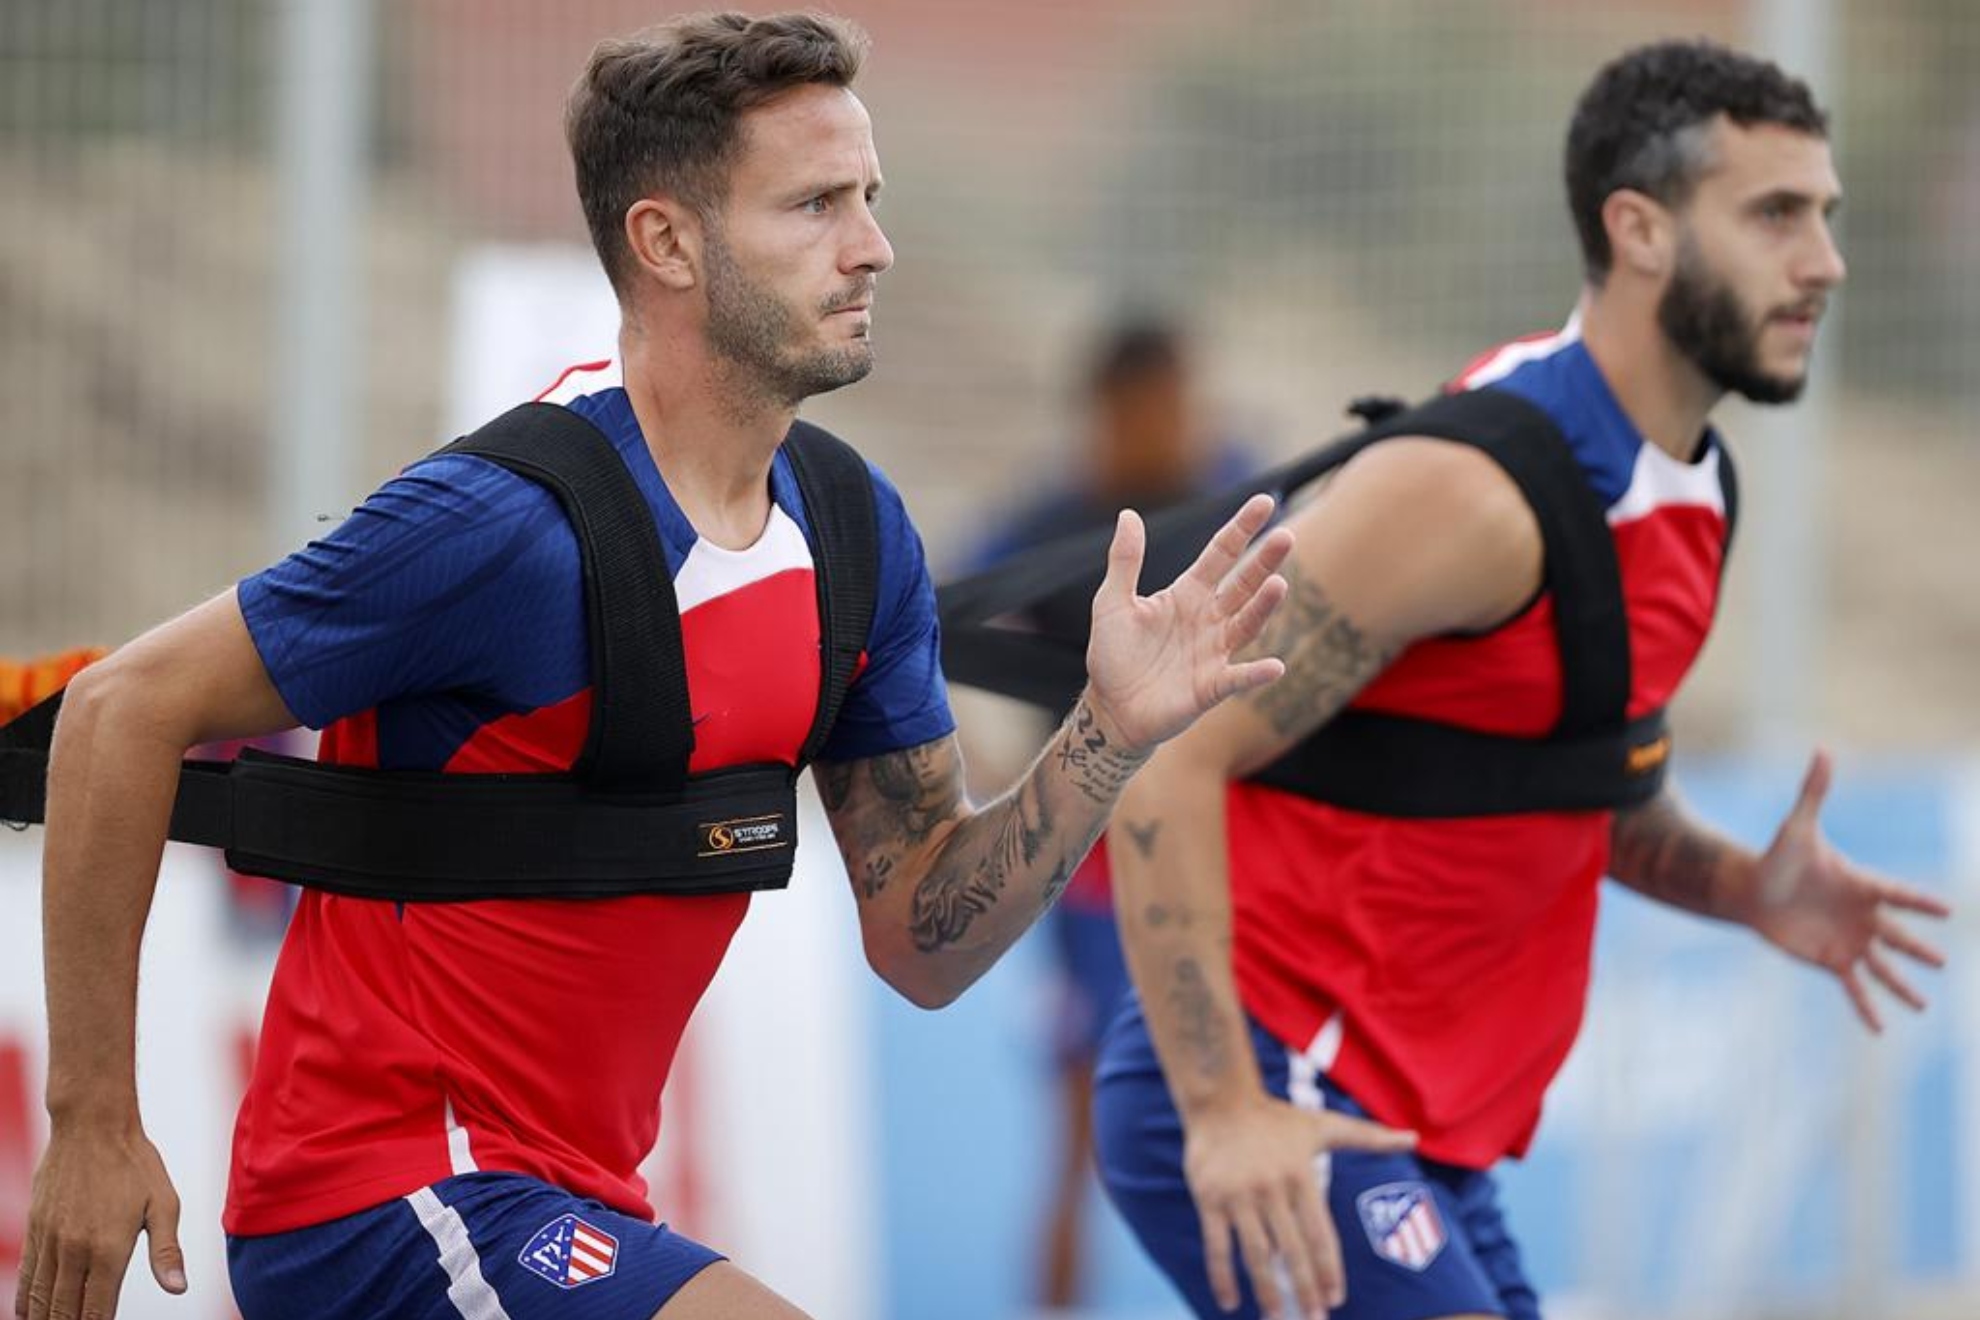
[442,402,691,791]
[1245,388,1658,816]
[1368,389,1628,738]
[936,387,1628,739]
[782,422,879,767]
[0,406,841,901]
[1715,433,1740,564]
[933,428,1376,712]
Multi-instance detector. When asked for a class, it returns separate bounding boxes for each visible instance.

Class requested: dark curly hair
[565,12,870,296]
[1566,39,1828,282]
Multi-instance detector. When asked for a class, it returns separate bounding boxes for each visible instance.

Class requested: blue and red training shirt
[225,360,952,1235]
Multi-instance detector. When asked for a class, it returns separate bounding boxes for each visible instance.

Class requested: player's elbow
[56,651,168,745]
[864,938,969,1010]
[58,631,229,753]
[889,974,964,1012]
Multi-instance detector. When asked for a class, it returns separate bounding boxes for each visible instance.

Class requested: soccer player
[16,15,1296,1320]
[1092,39,1950,1320]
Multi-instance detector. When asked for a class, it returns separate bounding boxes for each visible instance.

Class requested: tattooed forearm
[1245,574,1395,738]
[908,868,1001,951]
[1123,818,1162,860]
[1055,698,1149,806]
[1610,791,1734,916]
[1141,900,1196,930]
[909,767,1055,951]
[1168,957,1231,1079]
[902,695,1151,951]
[1037,857,1079,913]
[824,692,1162,995]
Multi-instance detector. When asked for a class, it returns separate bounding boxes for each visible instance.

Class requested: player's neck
[618,323,787,551]
[1578,287,1721,463]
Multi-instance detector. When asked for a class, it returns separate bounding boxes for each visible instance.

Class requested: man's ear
[1603,188,1676,281]
[624,196,703,293]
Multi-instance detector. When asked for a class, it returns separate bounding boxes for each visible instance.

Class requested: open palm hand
[1750,750,1951,1031]
[1082,494,1293,753]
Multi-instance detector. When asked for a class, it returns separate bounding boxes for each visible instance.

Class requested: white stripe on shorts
[1286,1016,1338,1174]
[1276,1017,1341,1299]
[407,1186,514,1320]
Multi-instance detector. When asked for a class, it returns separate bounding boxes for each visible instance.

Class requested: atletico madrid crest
[519,1213,620,1289]
[1356,1181,1447,1272]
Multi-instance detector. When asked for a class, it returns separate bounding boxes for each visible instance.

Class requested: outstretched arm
[1609,752,1949,1031]
[20,591,298,1320]
[817,494,1291,1009]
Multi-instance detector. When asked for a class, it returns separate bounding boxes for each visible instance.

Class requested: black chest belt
[937,388,1737,817]
[0,403,880,900]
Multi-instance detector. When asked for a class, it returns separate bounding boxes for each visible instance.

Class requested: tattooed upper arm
[1231,564,1397,757]
[1221,440,1535,766]
[814,735,969,903]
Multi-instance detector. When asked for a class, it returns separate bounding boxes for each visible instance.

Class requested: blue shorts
[1093,998,1541,1320]
[1048,900,1132,1067]
[227,1172,724,1320]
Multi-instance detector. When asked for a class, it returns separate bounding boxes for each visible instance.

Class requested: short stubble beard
[702,226,875,410]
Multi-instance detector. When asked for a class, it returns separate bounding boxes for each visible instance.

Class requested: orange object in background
[0,648,106,723]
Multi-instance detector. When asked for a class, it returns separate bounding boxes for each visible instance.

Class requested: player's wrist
[44,1085,142,1135]
[1173,1067,1271,1125]
[1068,689,1155,774]
[1716,851,1767,926]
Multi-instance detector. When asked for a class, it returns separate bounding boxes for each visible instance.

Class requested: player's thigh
[1320,1119,1546,1319]
[1095,1000,1524,1320]
[653,1261,812,1319]
[233,1172,729,1320]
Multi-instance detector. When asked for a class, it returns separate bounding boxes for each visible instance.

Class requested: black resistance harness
[937,388,1737,817]
[0,403,879,900]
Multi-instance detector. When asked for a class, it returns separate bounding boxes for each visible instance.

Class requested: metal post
[1744,8,1878,1317]
[1742,0,1836,760]
[270,0,373,554]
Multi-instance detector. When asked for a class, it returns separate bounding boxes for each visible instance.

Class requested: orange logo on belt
[697,814,789,858]
[1625,734,1672,776]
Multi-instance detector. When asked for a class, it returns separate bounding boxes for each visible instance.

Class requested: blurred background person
[953,314,1255,1317]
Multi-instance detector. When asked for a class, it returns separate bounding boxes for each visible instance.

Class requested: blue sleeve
[818,463,956,762]
[237,455,584,730]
